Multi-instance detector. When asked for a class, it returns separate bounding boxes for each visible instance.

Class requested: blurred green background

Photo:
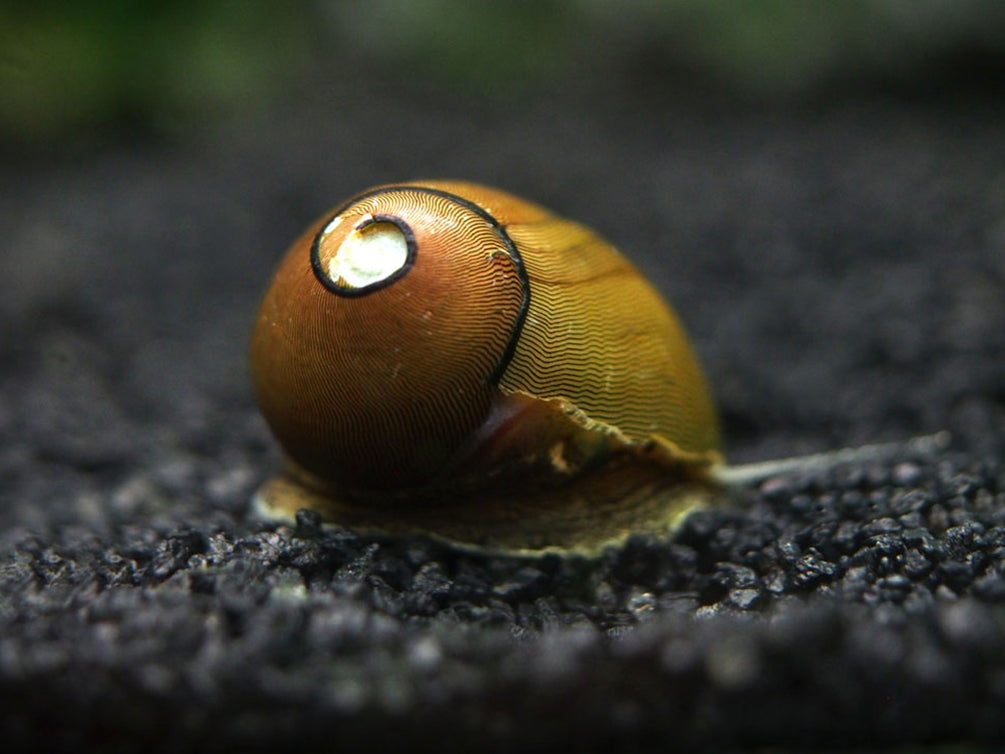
[2,0,1004,146]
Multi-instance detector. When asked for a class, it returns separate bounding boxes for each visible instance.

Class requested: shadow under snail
[250,180,947,556]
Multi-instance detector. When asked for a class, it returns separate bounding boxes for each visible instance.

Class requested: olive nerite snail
[250,181,946,555]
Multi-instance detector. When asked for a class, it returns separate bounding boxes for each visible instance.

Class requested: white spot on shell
[326,220,408,289]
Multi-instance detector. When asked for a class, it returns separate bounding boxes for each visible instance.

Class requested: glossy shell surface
[250,181,721,554]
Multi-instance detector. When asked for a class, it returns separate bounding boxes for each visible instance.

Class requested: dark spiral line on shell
[308,184,531,386]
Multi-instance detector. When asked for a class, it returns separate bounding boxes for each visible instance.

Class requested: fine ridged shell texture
[251,181,722,552]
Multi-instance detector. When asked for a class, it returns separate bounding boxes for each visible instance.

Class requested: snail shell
[250,181,722,554]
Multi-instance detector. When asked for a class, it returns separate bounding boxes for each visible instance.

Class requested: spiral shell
[250,181,721,553]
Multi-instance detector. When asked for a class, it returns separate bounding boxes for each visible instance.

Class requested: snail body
[250,181,946,555]
[251,181,722,553]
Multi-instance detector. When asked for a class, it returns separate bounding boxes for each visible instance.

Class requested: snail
[250,181,947,555]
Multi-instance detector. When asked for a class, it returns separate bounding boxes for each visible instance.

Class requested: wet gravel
[1,73,1003,752]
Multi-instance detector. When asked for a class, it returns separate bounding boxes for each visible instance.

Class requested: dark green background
[4,0,1005,145]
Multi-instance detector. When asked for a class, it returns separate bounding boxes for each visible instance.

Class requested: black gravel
[1,73,1004,752]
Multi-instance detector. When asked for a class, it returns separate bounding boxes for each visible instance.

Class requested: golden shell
[250,181,722,554]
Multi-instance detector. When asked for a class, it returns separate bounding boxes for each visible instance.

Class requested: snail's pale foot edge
[252,459,719,557]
